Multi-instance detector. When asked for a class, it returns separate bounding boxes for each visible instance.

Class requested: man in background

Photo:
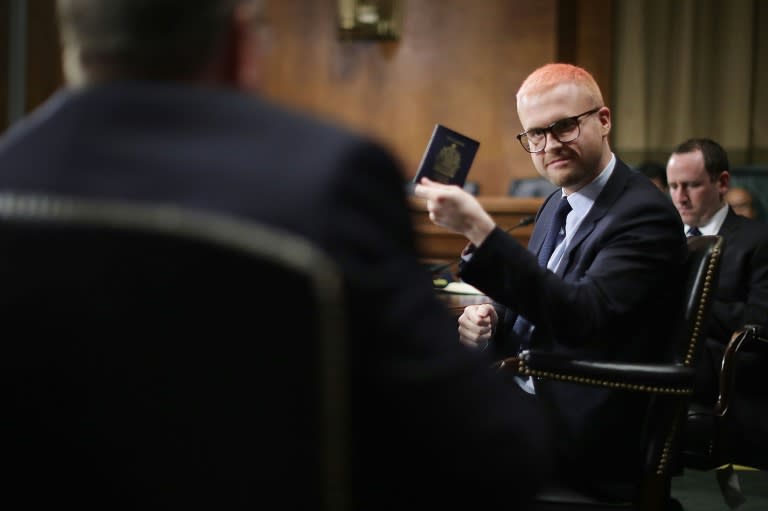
[725,186,759,219]
[415,63,687,500]
[636,159,669,194]
[666,138,768,464]
[0,1,552,508]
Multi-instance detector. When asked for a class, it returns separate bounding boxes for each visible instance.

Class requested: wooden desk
[409,196,542,260]
[415,196,539,317]
[435,290,492,317]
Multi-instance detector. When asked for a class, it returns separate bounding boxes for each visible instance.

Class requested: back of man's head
[725,187,758,219]
[57,0,261,86]
[636,160,668,190]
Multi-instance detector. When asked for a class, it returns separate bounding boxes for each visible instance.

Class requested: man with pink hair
[415,63,687,499]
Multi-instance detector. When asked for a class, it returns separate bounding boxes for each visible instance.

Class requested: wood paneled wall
[261,0,613,195]
[0,1,7,127]
[24,0,62,113]
[2,0,612,197]
[0,0,60,126]
[410,196,542,260]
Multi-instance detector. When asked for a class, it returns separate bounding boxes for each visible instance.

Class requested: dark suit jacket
[695,209,768,465]
[710,208,768,341]
[460,160,688,498]
[0,83,552,509]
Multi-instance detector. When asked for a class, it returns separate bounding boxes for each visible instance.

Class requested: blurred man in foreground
[0,1,553,508]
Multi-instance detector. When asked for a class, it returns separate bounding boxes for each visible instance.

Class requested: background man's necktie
[513,197,572,350]
[687,226,702,236]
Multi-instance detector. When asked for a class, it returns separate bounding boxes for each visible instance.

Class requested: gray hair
[57,0,259,84]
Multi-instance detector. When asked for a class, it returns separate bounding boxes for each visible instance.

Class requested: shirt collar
[548,153,615,273]
[560,152,615,218]
[684,203,728,235]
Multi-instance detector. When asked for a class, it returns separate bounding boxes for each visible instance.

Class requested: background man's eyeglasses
[516,107,601,153]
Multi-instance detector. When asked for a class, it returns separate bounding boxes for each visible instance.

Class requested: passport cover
[412,124,480,187]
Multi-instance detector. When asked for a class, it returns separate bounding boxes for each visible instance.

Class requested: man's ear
[718,170,731,194]
[230,2,265,92]
[598,106,612,136]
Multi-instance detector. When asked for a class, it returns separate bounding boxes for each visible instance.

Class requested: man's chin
[550,171,586,191]
[546,168,572,187]
[680,215,696,225]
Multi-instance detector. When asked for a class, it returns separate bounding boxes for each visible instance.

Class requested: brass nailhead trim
[684,244,721,366]
[656,417,680,475]
[518,367,693,395]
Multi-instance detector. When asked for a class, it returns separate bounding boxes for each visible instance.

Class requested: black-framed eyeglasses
[516,107,601,153]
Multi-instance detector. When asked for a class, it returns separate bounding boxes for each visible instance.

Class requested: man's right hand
[412,177,496,247]
[458,303,498,349]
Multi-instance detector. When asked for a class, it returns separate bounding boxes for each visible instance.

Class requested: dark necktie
[687,226,702,237]
[537,197,573,268]
[513,196,572,350]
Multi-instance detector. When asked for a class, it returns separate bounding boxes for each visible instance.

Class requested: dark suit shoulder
[720,209,768,242]
[718,210,768,266]
[593,159,684,236]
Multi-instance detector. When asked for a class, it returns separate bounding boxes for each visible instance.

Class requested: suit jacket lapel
[530,191,562,255]
[554,160,633,278]
[718,207,741,237]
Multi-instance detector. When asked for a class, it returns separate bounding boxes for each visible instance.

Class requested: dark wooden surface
[435,289,492,317]
[2,0,614,197]
[410,196,542,260]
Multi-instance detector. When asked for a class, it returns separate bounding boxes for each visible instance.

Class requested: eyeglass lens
[521,118,580,152]
[517,108,599,153]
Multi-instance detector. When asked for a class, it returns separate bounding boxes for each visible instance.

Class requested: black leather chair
[0,193,349,510]
[495,235,724,511]
[681,324,768,507]
[684,324,768,470]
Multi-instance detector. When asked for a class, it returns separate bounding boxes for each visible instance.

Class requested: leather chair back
[0,193,348,510]
[502,235,724,510]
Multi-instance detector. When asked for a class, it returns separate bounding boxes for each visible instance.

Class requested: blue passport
[412,124,480,187]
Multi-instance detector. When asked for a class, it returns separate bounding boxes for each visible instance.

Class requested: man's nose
[672,188,688,202]
[544,130,562,149]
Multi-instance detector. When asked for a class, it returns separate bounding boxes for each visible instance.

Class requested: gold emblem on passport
[433,143,461,183]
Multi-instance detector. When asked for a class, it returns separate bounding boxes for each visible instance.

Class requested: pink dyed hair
[516,63,604,107]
